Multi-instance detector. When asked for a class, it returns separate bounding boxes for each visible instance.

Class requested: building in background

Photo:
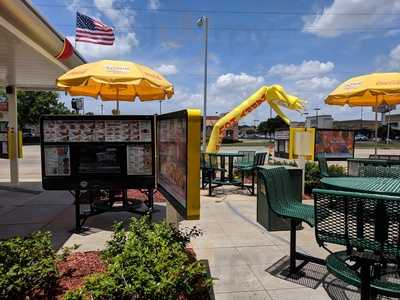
[305,115,333,128]
[205,114,239,140]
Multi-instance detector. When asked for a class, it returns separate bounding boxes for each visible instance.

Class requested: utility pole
[197,16,208,152]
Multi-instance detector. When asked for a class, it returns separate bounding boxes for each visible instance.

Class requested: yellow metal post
[7,86,19,184]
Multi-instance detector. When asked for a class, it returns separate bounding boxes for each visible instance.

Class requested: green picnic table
[210,152,244,184]
[320,176,400,196]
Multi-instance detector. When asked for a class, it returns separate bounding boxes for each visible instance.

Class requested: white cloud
[377,44,400,70]
[148,0,160,10]
[267,60,334,80]
[155,64,178,75]
[295,76,338,91]
[94,0,136,29]
[161,41,182,50]
[69,33,139,60]
[303,0,400,38]
[214,73,264,90]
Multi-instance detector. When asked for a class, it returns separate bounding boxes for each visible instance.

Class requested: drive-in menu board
[158,117,187,208]
[156,109,201,220]
[41,115,155,190]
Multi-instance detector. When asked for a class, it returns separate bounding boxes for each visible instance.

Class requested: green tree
[257,116,288,135]
[17,91,72,129]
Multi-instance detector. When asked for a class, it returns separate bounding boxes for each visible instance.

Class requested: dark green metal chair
[316,155,330,178]
[200,152,211,189]
[233,150,256,168]
[313,188,400,300]
[258,167,325,274]
[238,152,268,195]
[205,153,226,196]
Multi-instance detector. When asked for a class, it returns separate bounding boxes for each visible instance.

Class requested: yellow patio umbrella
[325,72,400,154]
[57,60,174,113]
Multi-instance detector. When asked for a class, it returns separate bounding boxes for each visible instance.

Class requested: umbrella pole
[116,100,120,115]
[375,96,378,155]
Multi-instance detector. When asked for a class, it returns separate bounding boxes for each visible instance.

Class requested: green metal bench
[313,188,400,300]
[258,167,325,274]
[238,152,268,195]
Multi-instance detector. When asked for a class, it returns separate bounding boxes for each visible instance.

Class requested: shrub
[221,136,242,144]
[304,161,346,194]
[67,216,212,299]
[269,159,298,167]
[0,231,58,299]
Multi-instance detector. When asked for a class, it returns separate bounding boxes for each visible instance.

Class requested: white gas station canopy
[0,0,86,184]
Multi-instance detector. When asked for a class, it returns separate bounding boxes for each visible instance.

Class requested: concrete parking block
[211,265,264,293]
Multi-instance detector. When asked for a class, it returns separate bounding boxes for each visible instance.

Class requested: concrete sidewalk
[0,183,386,300]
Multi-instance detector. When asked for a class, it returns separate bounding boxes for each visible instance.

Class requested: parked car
[355,134,368,141]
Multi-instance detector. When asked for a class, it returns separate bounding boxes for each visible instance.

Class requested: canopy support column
[6,85,19,184]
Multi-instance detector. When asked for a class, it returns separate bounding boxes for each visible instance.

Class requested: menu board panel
[44,146,70,176]
[128,120,152,142]
[315,129,354,160]
[127,144,152,175]
[44,119,153,143]
[41,115,156,190]
[158,116,187,208]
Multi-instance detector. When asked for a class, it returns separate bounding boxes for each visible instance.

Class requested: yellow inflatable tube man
[206,84,305,153]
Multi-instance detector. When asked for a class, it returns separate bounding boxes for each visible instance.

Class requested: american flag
[76,12,115,45]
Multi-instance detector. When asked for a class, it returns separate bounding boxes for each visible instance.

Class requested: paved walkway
[0,183,390,299]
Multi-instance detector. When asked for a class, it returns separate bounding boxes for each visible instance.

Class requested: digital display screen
[76,145,122,175]
[315,130,354,159]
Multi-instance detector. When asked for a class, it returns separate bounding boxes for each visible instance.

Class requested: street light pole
[197,16,208,152]
[387,110,391,144]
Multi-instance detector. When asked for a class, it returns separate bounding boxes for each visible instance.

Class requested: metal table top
[209,152,244,157]
[320,176,400,196]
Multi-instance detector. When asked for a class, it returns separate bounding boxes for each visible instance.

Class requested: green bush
[67,216,212,300]
[304,161,346,194]
[221,136,242,144]
[0,231,58,299]
[269,159,298,167]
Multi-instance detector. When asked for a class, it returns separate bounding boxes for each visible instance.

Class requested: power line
[54,23,400,32]
[33,2,400,16]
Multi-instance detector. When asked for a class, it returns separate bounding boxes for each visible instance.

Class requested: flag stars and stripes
[76,12,115,45]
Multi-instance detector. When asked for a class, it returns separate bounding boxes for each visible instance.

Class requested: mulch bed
[127,189,166,203]
[53,248,210,299]
[55,251,105,298]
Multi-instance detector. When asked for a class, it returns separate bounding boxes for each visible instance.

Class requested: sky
[31,0,400,125]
